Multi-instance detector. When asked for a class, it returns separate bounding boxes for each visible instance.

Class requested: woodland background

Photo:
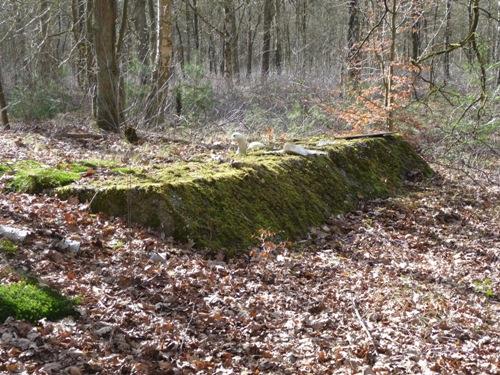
[0,0,498,169]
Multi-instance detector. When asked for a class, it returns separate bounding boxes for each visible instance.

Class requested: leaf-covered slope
[57,135,432,252]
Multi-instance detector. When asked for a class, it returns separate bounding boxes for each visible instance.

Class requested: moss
[0,239,18,255]
[80,159,121,169]
[111,166,145,175]
[7,166,81,194]
[57,136,432,253]
[0,281,77,323]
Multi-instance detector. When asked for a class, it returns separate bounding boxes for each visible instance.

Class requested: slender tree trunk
[209,34,217,74]
[229,0,239,78]
[247,24,254,77]
[444,0,452,81]
[39,0,53,79]
[86,0,97,116]
[148,0,157,66]
[223,0,238,82]
[175,20,186,69]
[385,0,397,131]
[94,0,121,131]
[274,0,282,74]
[117,0,128,123]
[185,0,192,64]
[146,0,173,125]
[411,0,422,98]
[496,0,500,86]
[347,0,360,86]
[133,0,150,84]
[193,0,200,50]
[71,0,86,87]
[261,0,274,78]
[246,10,260,78]
[0,64,9,129]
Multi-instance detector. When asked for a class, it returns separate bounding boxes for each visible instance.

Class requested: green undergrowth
[5,161,81,193]
[57,135,433,253]
[0,281,77,323]
[1,159,144,193]
[0,239,18,255]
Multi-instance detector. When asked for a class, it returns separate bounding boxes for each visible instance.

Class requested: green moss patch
[7,164,81,193]
[0,281,76,323]
[0,239,18,255]
[57,135,432,253]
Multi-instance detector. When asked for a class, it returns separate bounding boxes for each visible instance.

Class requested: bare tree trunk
[71,0,86,87]
[148,0,157,66]
[384,0,397,131]
[133,0,150,84]
[223,0,238,82]
[246,25,253,77]
[176,20,186,69]
[274,0,283,75]
[193,0,200,51]
[86,0,97,117]
[261,0,274,78]
[0,64,9,129]
[209,34,217,74]
[146,0,173,125]
[496,0,500,86]
[39,0,53,79]
[347,0,360,86]
[185,0,192,64]
[94,0,122,131]
[444,0,452,81]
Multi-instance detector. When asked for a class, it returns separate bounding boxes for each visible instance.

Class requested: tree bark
[133,0,150,83]
[39,0,53,79]
[71,0,87,87]
[223,0,238,82]
[444,0,452,81]
[347,0,360,85]
[222,0,239,81]
[261,0,274,78]
[496,0,500,85]
[0,64,9,129]
[192,0,200,50]
[385,0,397,131]
[274,0,283,75]
[146,0,173,125]
[94,0,122,131]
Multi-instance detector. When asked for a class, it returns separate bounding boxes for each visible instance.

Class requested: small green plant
[0,281,77,323]
[473,278,495,298]
[0,239,18,255]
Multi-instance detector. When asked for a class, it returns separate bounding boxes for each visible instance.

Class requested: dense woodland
[0,0,499,374]
[0,1,498,144]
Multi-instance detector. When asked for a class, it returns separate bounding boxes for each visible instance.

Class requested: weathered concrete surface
[57,135,432,252]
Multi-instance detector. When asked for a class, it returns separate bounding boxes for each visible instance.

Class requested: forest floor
[0,123,499,374]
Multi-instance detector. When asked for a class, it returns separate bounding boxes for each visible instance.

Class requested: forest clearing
[1,0,499,374]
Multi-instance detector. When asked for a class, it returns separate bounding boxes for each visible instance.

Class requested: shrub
[9,81,78,120]
[177,63,214,118]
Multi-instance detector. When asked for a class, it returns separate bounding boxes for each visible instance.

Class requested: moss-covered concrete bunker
[57,135,432,252]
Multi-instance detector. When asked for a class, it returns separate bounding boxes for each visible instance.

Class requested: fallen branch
[351,296,380,356]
